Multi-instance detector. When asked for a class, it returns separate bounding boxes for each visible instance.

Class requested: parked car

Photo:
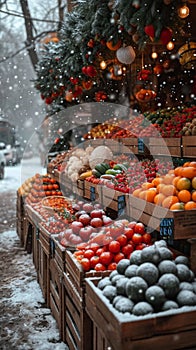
[0,118,22,165]
[0,142,6,179]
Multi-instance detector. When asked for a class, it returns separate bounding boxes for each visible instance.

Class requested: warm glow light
[151,51,158,59]
[178,5,189,19]
[100,60,107,69]
[167,41,175,50]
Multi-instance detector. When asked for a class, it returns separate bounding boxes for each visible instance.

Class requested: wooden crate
[49,257,63,337]
[103,138,121,154]
[182,136,196,158]
[148,137,182,157]
[32,224,40,273]
[102,186,127,216]
[72,179,85,198]
[120,137,138,154]
[126,195,196,241]
[66,250,110,298]
[85,277,196,350]
[83,181,102,202]
[38,225,51,307]
[16,191,26,245]
[50,235,66,272]
[62,271,93,350]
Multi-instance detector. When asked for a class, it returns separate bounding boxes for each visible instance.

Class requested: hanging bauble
[95,91,107,102]
[144,25,155,40]
[116,46,136,64]
[106,39,122,51]
[82,80,93,90]
[153,64,163,75]
[162,60,171,69]
[65,90,74,102]
[135,89,156,103]
[178,42,196,69]
[132,0,140,9]
[132,33,140,44]
[87,39,95,48]
[160,27,173,45]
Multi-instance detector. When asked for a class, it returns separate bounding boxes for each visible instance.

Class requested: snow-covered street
[0,158,69,350]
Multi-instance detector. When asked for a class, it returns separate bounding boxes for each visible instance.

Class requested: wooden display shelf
[85,277,196,350]
[50,235,67,272]
[101,185,127,216]
[120,137,138,154]
[62,272,93,350]
[148,137,182,157]
[182,136,196,158]
[49,257,63,338]
[126,195,196,241]
[83,181,102,202]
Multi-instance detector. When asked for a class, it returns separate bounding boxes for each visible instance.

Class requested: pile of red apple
[72,219,152,272]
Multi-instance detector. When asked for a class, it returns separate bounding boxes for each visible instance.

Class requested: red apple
[90,217,103,228]
[78,213,91,226]
[79,226,93,241]
[90,209,104,219]
[71,221,84,234]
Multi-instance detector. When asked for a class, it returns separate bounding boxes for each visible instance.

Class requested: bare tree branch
[0,8,60,23]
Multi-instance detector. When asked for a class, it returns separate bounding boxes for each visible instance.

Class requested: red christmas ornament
[144,24,155,39]
[137,69,151,81]
[87,39,95,48]
[95,91,107,102]
[70,77,79,85]
[45,96,53,105]
[82,80,93,90]
[82,66,88,75]
[86,65,97,77]
[160,27,172,45]
[73,85,83,97]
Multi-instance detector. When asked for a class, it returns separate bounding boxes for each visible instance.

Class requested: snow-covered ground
[0,158,69,350]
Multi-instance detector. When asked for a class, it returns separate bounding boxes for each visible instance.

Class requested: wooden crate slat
[182,136,196,158]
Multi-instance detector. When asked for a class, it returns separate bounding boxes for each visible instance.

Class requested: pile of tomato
[73,220,152,272]
[26,174,63,204]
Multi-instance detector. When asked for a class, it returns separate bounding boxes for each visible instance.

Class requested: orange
[152,177,163,187]
[176,177,191,191]
[172,176,181,187]
[144,188,157,203]
[192,177,196,190]
[139,190,147,200]
[154,193,166,205]
[141,182,155,190]
[162,173,176,185]
[170,202,185,211]
[180,166,196,179]
[162,195,179,209]
[132,188,143,197]
[157,183,166,193]
[161,184,176,196]
[177,190,191,203]
[184,201,196,210]
[191,190,196,202]
[183,161,190,167]
[168,169,175,174]
[189,161,196,168]
[174,166,183,176]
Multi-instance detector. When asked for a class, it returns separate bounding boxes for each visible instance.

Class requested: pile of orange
[132,161,196,211]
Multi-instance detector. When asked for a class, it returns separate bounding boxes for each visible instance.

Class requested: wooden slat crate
[148,137,182,157]
[50,235,66,272]
[85,277,196,350]
[120,137,138,154]
[49,257,63,337]
[126,195,196,241]
[65,250,110,298]
[182,136,196,158]
[32,225,40,273]
[62,271,93,350]
[83,181,102,202]
[103,138,121,154]
[72,179,85,198]
[16,190,26,245]
[101,186,127,216]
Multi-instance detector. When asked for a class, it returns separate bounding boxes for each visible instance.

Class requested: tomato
[76,242,89,250]
[71,221,84,234]
[116,234,128,247]
[134,223,145,235]
[127,221,137,229]
[45,191,52,196]
[135,243,147,250]
[109,222,124,238]
[52,183,59,189]
[124,227,134,240]
[90,255,100,268]
[99,251,113,266]
[96,247,107,256]
[114,252,125,263]
[94,263,106,271]
[80,258,91,272]
[142,233,152,244]
[47,184,53,191]
[108,240,121,254]
[79,214,91,226]
[84,249,95,260]
[108,262,117,271]
[132,233,143,245]
[121,243,134,257]
[89,242,99,252]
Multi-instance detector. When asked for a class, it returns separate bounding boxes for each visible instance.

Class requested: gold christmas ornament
[178,42,196,68]
[116,46,136,64]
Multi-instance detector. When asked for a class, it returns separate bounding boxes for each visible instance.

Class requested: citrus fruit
[180,166,196,179]
[162,195,178,209]
[154,193,166,205]
[192,177,196,190]
[177,189,191,203]
[176,177,191,191]
[161,184,176,196]
[192,190,196,202]
[184,201,196,210]
[170,202,185,211]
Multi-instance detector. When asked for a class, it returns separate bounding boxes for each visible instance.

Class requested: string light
[100,60,107,69]
[178,4,189,19]
[167,41,175,50]
[151,51,158,59]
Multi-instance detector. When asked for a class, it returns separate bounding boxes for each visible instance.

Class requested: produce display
[25,173,62,204]
[97,240,196,316]
[72,219,152,272]
[18,176,35,197]
[132,161,196,210]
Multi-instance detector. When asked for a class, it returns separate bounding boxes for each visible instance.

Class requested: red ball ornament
[87,39,95,48]
[45,96,53,105]
[86,65,97,77]
[82,66,88,75]
[160,27,172,45]
[144,24,155,39]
